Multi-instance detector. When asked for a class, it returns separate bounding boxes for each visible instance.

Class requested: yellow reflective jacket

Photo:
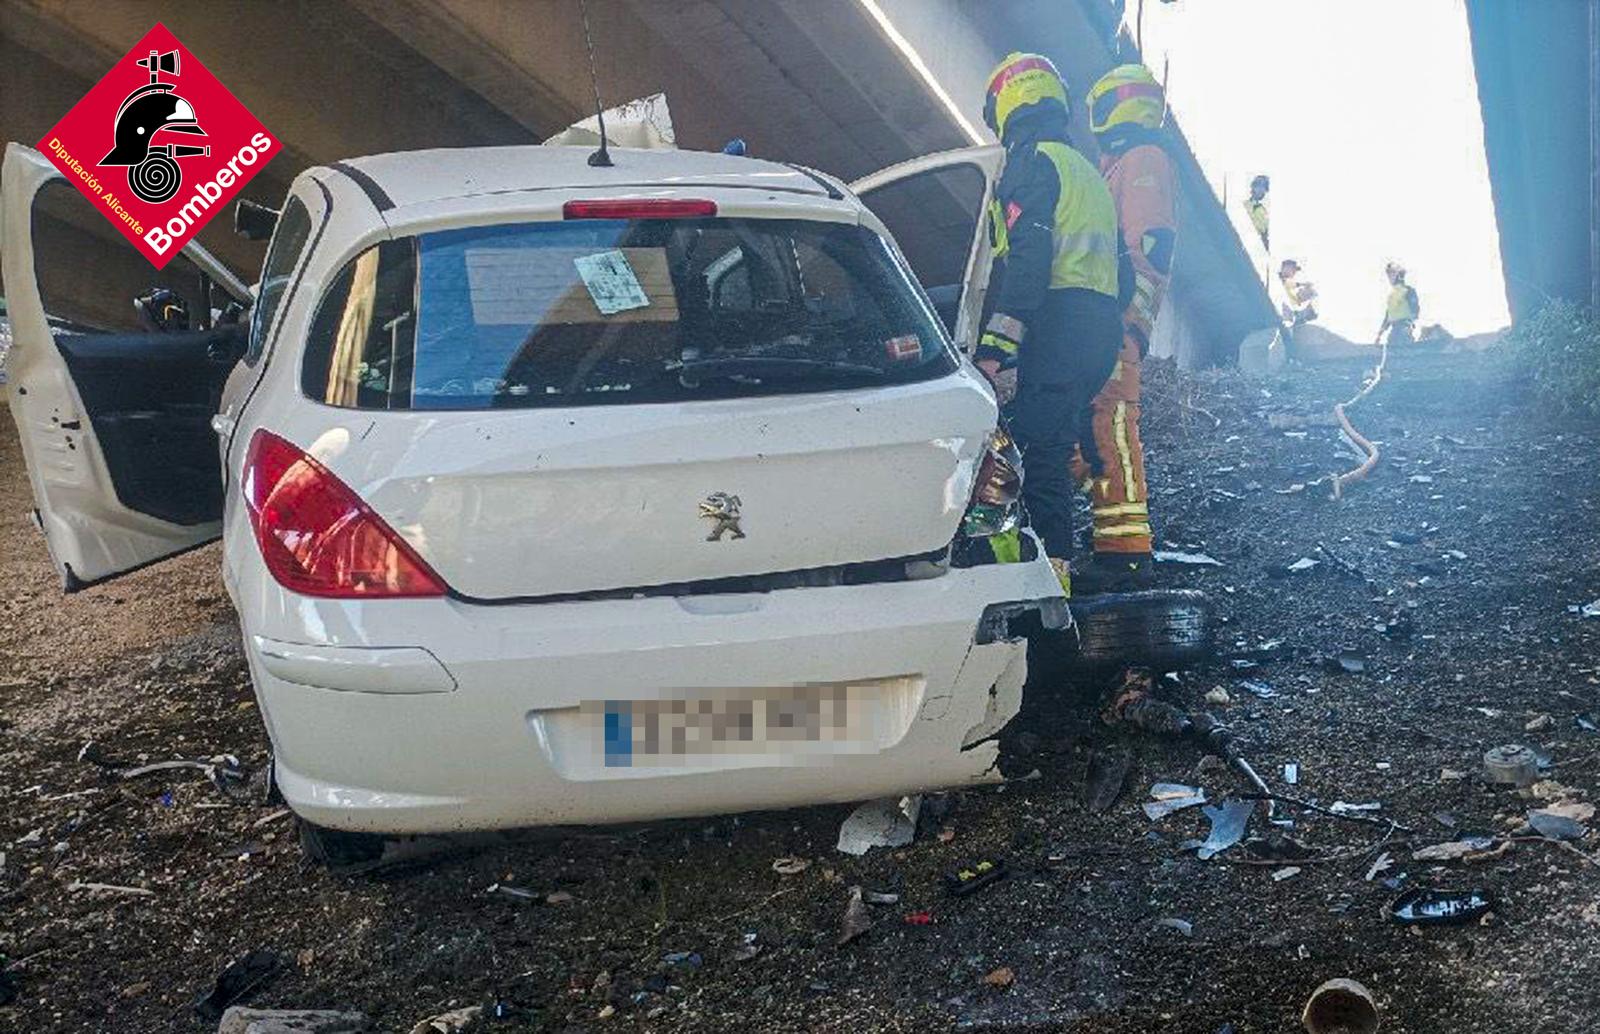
[989,140,1120,301]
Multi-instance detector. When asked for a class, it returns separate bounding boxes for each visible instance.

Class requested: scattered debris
[1301,978,1381,1034]
[1329,801,1382,817]
[1388,888,1495,926]
[218,1007,370,1034]
[662,950,703,970]
[1327,651,1367,675]
[1524,713,1554,733]
[1283,763,1299,786]
[1483,744,1539,787]
[982,966,1015,989]
[1143,783,1208,820]
[1154,917,1194,937]
[837,885,873,945]
[1573,599,1600,619]
[862,890,900,905]
[1577,713,1599,733]
[1535,801,1596,824]
[67,881,154,897]
[1193,799,1253,860]
[193,950,286,1023]
[408,1006,482,1034]
[486,883,539,902]
[1364,852,1394,881]
[771,856,811,876]
[945,857,1008,897]
[904,911,935,926]
[836,795,921,856]
[1240,680,1279,700]
[1412,837,1503,862]
[1084,747,1132,813]
[116,754,249,795]
[1204,686,1233,706]
[1271,866,1302,881]
[1527,809,1588,841]
[1286,557,1320,573]
[1154,550,1223,567]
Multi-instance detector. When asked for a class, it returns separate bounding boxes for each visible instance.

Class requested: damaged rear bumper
[234,535,1062,834]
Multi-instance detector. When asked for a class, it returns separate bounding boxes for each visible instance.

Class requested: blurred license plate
[587,685,858,767]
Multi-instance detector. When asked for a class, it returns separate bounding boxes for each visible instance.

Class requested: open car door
[1,143,251,590]
[850,144,1004,355]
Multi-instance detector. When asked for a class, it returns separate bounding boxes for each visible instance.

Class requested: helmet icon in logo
[98,48,210,204]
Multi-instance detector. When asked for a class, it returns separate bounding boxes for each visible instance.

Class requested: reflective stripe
[986,312,1027,342]
[1109,358,1124,382]
[988,198,1010,258]
[988,528,1022,564]
[1052,230,1118,261]
[980,331,1019,356]
[1093,501,1149,518]
[1094,522,1153,538]
[1112,401,1138,502]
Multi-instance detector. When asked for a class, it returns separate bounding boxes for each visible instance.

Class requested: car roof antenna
[579,0,613,167]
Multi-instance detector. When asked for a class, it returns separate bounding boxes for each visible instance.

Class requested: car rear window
[300,216,956,410]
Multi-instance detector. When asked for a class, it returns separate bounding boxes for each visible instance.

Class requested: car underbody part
[1483,743,1540,786]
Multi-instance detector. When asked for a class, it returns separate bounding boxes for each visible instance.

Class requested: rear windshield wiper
[676,356,886,381]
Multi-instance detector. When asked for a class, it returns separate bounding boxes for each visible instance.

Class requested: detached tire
[1067,589,1212,671]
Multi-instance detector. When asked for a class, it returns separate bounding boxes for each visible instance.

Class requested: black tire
[1064,588,1213,671]
[298,818,385,870]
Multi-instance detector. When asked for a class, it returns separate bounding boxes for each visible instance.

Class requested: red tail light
[242,430,447,598]
[563,198,717,220]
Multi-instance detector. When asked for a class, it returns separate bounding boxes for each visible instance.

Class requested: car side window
[245,197,313,365]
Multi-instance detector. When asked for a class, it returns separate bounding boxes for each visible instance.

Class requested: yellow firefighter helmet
[983,52,1069,139]
[1087,63,1166,134]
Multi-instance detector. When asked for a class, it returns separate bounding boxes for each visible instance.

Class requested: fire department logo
[37,23,276,269]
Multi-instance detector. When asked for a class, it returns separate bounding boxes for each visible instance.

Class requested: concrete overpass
[1,0,1274,365]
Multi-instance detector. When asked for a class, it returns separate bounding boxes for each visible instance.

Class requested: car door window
[857,164,987,330]
[32,180,212,331]
[245,196,313,364]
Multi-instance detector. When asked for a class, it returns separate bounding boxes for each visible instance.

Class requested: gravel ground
[2,347,1598,1033]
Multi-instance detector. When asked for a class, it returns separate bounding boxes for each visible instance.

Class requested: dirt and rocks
[2,348,1599,1033]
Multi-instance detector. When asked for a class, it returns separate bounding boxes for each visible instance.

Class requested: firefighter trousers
[1069,333,1152,554]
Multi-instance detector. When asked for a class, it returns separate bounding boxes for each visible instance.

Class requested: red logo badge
[37,23,276,269]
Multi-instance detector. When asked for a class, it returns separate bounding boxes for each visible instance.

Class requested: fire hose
[1328,334,1391,499]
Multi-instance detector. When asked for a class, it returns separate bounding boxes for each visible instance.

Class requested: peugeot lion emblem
[699,492,745,541]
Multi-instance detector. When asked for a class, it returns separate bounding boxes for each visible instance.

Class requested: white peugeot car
[2,139,1067,846]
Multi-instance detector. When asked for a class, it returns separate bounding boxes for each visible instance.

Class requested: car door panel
[1,142,249,589]
[53,326,243,525]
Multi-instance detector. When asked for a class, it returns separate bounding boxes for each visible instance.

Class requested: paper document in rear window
[462,246,676,326]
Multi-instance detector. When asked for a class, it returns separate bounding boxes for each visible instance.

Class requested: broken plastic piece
[1527,809,1587,841]
[838,885,872,945]
[1144,784,1208,820]
[193,950,285,1023]
[1153,550,1222,566]
[836,795,921,856]
[1194,799,1253,860]
[1084,748,1131,813]
[1388,887,1494,925]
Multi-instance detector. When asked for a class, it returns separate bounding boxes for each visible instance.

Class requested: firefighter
[1379,262,1420,345]
[1279,259,1318,328]
[975,52,1123,594]
[1068,62,1177,591]
[1244,174,1270,249]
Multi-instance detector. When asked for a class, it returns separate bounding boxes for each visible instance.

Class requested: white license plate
[586,685,862,767]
